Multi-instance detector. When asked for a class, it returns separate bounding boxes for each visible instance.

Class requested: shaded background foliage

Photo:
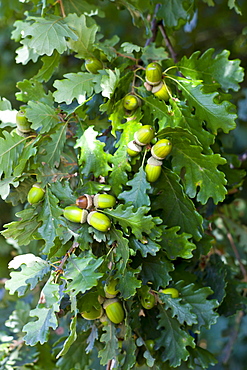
[0,0,247,369]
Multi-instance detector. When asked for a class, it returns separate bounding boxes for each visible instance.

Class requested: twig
[58,0,66,18]
[55,241,79,275]
[158,23,178,63]
[145,4,162,46]
[226,232,247,281]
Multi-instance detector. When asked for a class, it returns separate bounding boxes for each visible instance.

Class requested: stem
[58,0,66,18]
[55,241,79,276]
[158,23,178,63]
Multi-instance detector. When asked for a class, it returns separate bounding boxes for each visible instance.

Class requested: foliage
[0,0,247,369]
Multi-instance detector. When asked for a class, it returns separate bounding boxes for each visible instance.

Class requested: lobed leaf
[99,322,118,365]
[64,252,104,297]
[160,225,196,260]
[5,253,50,296]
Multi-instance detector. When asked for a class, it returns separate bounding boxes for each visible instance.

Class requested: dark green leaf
[161,226,196,260]
[140,254,174,290]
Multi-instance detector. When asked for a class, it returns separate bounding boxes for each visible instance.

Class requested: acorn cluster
[144,62,171,101]
[127,125,172,182]
[63,193,116,232]
[139,286,179,310]
[81,278,125,325]
[26,185,116,233]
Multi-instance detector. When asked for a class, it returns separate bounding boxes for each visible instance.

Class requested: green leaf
[64,252,104,297]
[188,346,218,369]
[25,101,60,133]
[174,77,237,134]
[100,68,120,98]
[161,226,196,260]
[129,236,160,257]
[34,51,60,82]
[152,168,203,241]
[157,0,190,28]
[108,227,129,272]
[175,281,219,331]
[37,125,67,167]
[159,292,197,326]
[56,316,77,358]
[23,15,77,56]
[5,253,50,296]
[172,140,227,204]
[66,14,98,58]
[22,274,60,345]
[1,207,41,245]
[118,167,151,209]
[104,204,155,239]
[178,49,244,92]
[140,254,174,290]
[75,126,112,177]
[16,79,54,103]
[36,189,67,253]
[115,267,142,299]
[99,322,118,366]
[53,72,95,104]
[56,332,90,370]
[156,307,195,367]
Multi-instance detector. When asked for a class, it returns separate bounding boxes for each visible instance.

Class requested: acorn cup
[134,125,155,146]
[151,139,172,160]
[127,140,142,157]
[152,81,171,101]
[145,62,163,86]
[145,157,163,182]
[63,206,88,223]
[27,184,45,204]
[87,211,111,232]
[76,194,93,210]
[81,305,104,320]
[104,278,120,298]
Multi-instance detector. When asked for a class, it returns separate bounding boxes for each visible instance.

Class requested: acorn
[127,140,142,157]
[123,94,141,111]
[76,194,93,210]
[103,298,125,324]
[87,211,111,232]
[63,206,88,223]
[151,139,172,160]
[81,306,104,320]
[104,278,120,298]
[93,194,116,209]
[85,57,103,74]
[140,291,155,310]
[134,125,155,146]
[27,184,45,204]
[145,157,162,182]
[152,81,171,101]
[160,287,179,298]
[145,62,163,86]
[16,109,32,133]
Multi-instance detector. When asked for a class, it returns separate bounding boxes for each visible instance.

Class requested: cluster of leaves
[0,0,247,369]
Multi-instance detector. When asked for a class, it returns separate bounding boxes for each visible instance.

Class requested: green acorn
[123,94,141,111]
[145,62,163,86]
[63,206,88,223]
[127,140,142,157]
[93,194,116,209]
[76,194,93,209]
[87,211,111,232]
[16,109,31,133]
[81,306,103,320]
[152,81,171,101]
[140,291,155,310]
[104,278,120,298]
[160,287,179,298]
[103,298,125,324]
[145,157,162,182]
[85,57,103,74]
[151,139,172,160]
[27,184,45,204]
[134,125,155,146]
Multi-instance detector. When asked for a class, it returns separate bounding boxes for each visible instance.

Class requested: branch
[158,23,178,63]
